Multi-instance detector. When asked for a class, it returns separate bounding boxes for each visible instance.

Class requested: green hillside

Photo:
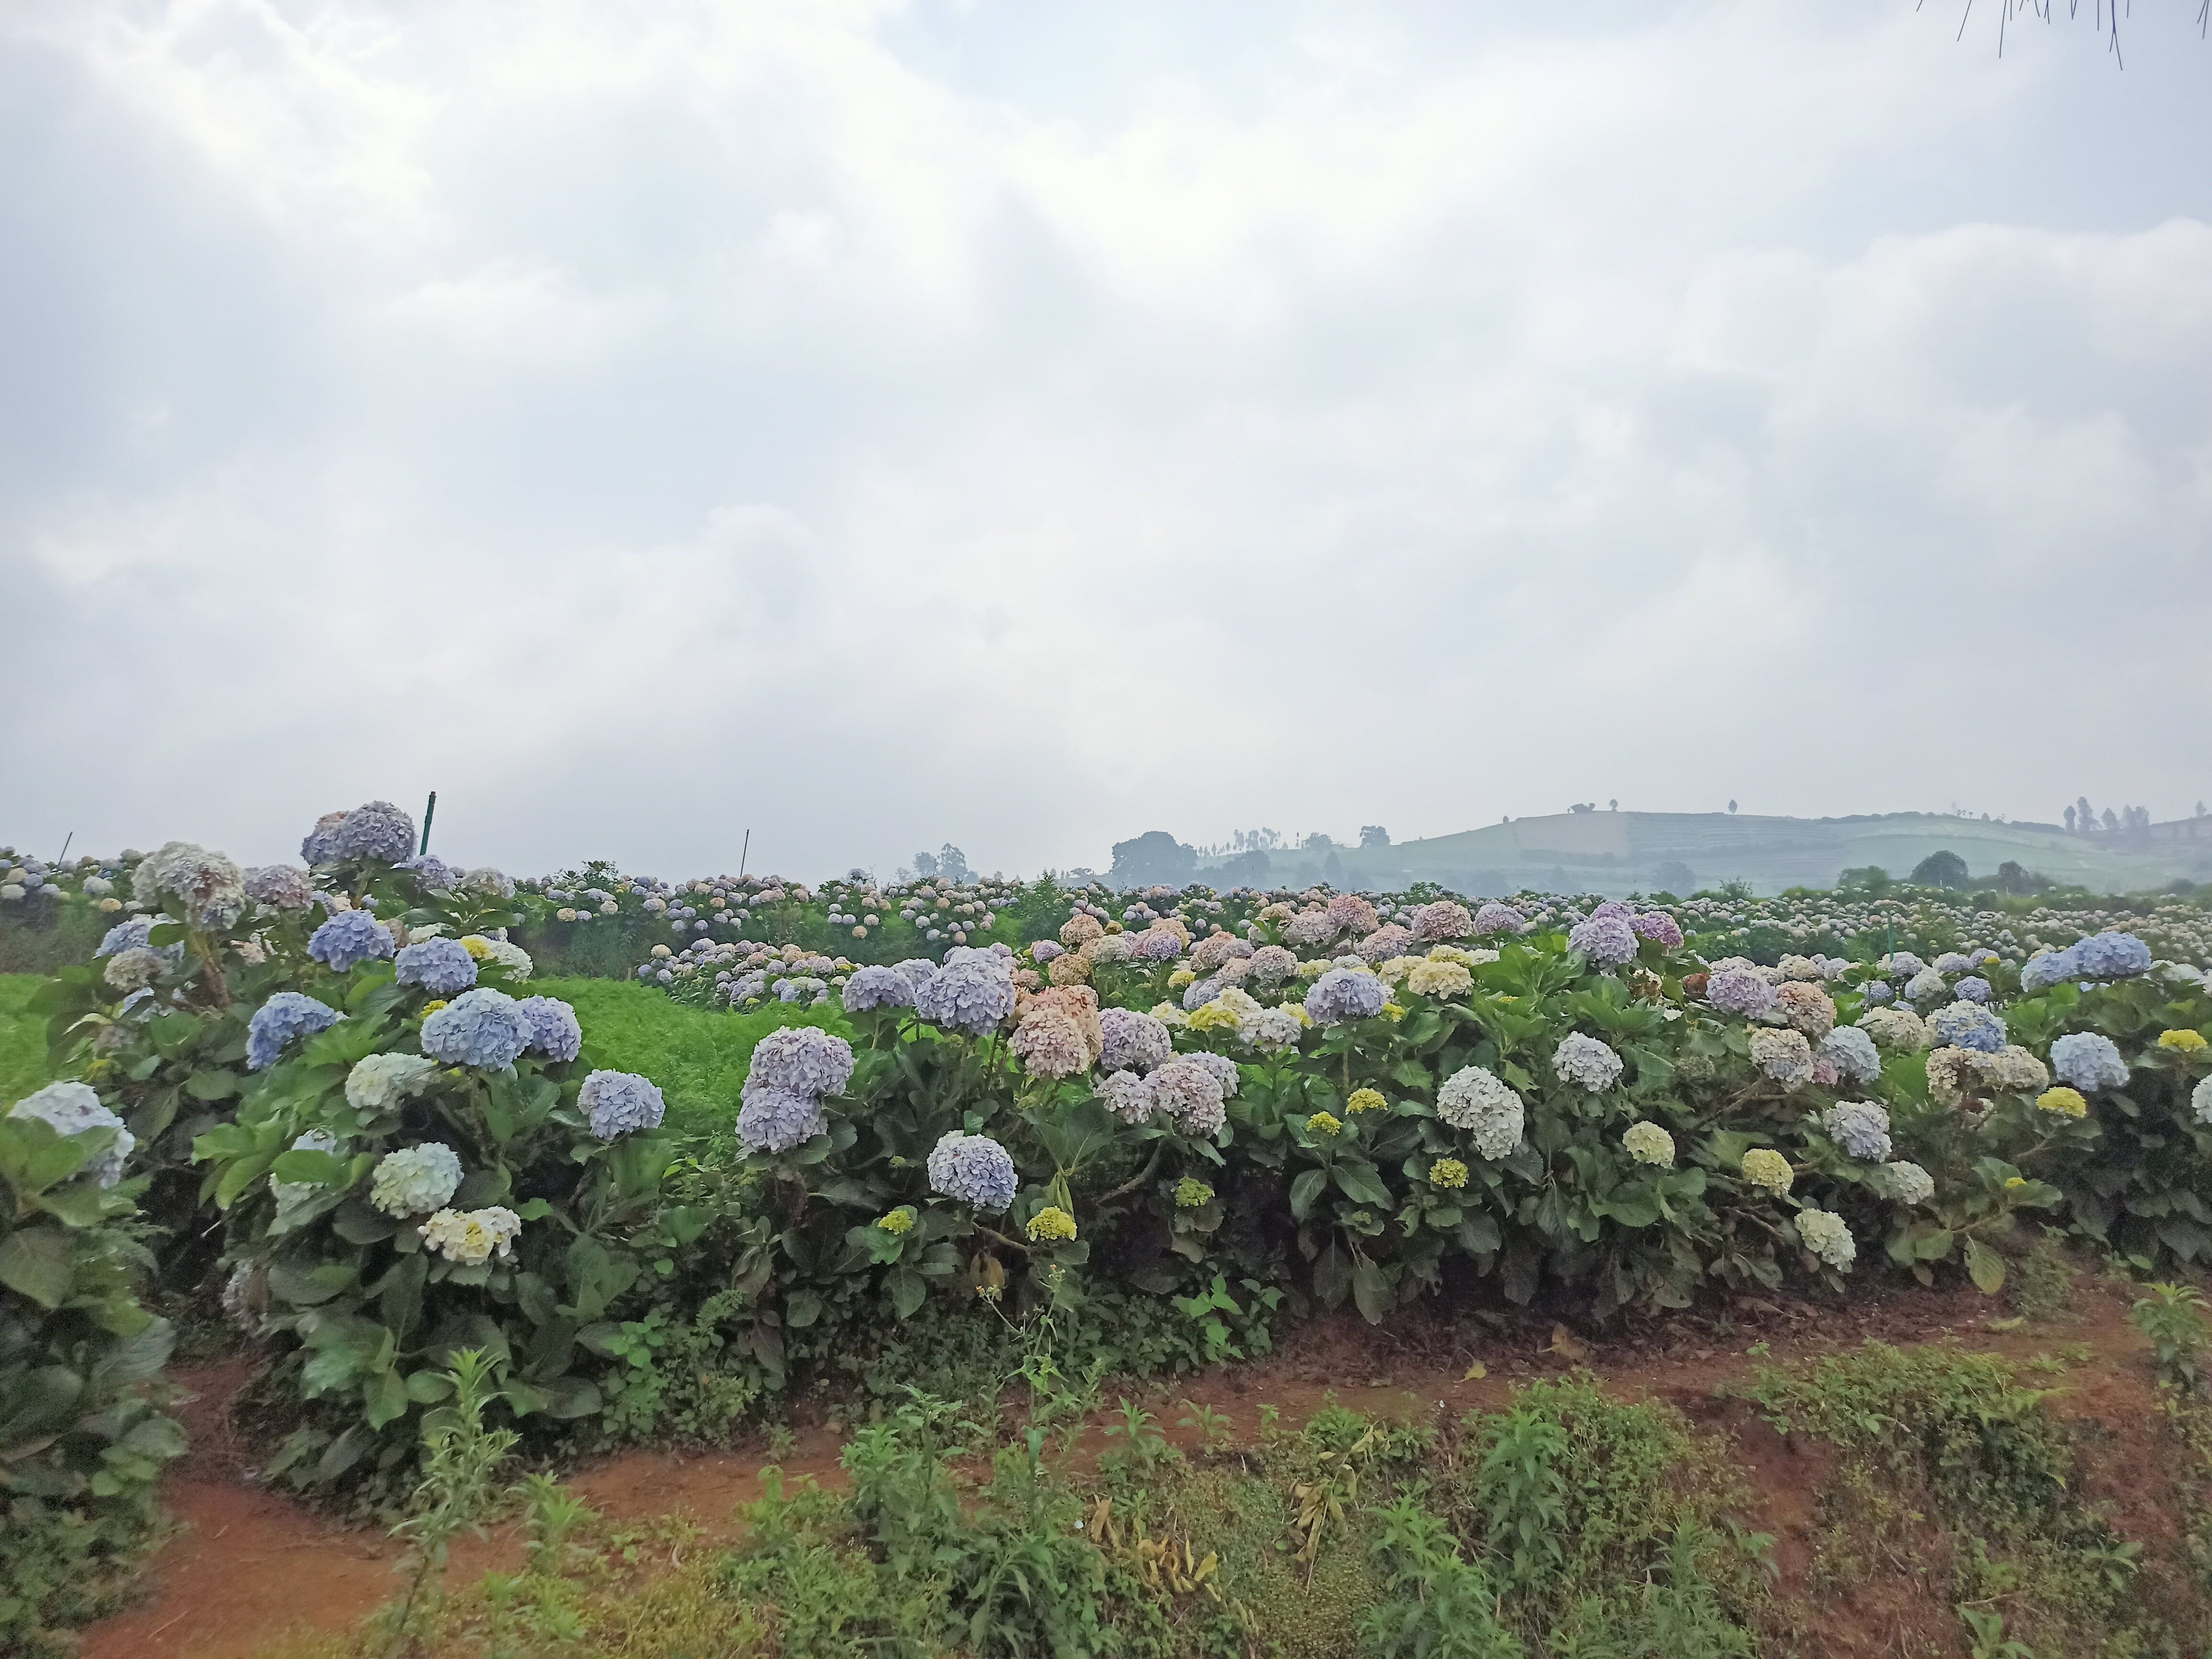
[1206,810,2212,897]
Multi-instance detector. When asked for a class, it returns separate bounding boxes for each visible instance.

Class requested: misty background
[4,1,2210,879]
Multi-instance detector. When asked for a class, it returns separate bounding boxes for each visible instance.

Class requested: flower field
[7,812,2212,1657]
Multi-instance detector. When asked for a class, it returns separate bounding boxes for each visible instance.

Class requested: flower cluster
[927,1130,1019,1210]
[8,1081,135,1188]
[396,937,479,996]
[2050,1032,2130,1093]
[248,992,342,1071]
[579,1070,666,1139]
[1623,1120,1675,1167]
[1552,1033,1624,1092]
[369,1143,464,1216]
[1795,1208,1855,1271]
[421,988,531,1069]
[422,1206,523,1265]
[1437,1066,1525,1159]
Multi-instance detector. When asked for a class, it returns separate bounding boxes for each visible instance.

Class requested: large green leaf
[0,1226,74,1308]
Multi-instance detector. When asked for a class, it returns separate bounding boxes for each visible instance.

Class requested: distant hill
[1186,810,2212,897]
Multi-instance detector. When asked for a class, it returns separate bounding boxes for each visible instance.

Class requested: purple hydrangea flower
[248,993,342,1071]
[1470,903,1525,937]
[421,987,530,1069]
[1304,968,1387,1025]
[1182,975,1223,1010]
[1134,928,1184,962]
[1862,980,1896,1006]
[1568,914,1639,966]
[401,854,459,891]
[914,946,1016,1035]
[309,909,395,972]
[1953,976,1993,1004]
[748,1027,855,1097]
[926,1130,1019,1209]
[1706,967,1778,1017]
[396,937,480,997]
[244,865,316,909]
[1098,1008,1172,1073]
[516,995,582,1062]
[1631,912,1683,949]
[1818,1024,1883,1084]
[579,1069,665,1138]
[304,801,418,865]
[843,964,916,1012]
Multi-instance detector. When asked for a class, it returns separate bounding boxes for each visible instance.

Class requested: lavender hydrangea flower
[1412,901,1472,941]
[1436,1066,1524,1159]
[1239,1005,1307,1053]
[1706,967,1778,1017]
[1552,1033,1624,1091]
[1818,1025,1883,1084]
[96,917,153,957]
[395,937,480,997]
[1098,1008,1172,1074]
[748,1027,855,1097]
[1183,1049,1240,1100]
[1247,946,1298,985]
[2020,949,2075,993]
[842,964,916,1012]
[1904,968,1949,1003]
[421,988,531,1069]
[1631,912,1683,949]
[926,1130,1019,1210]
[1821,1100,1893,1161]
[914,946,1017,1035]
[309,909,395,973]
[1134,927,1185,963]
[7,1081,134,1187]
[1929,1001,2006,1055]
[1097,1069,1156,1124]
[1470,903,1525,937]
[315,801,418,865]
[247,993,342,1071]
[2074,931,2152,980]
[1147,1058,1228,1136]
[1304,967,1387,1025]
[400,854,459,891]
[1568,914,1639,967]
[1932,952,1974,975]
[1862,980,1896,1006]
[244,865,316,909]
[1182,975,1223,1011]
[1887,953,1927,979]
[1953,976,1993,1004]
[1031,940,1065,963]
[516,996,582,1062]
[736,1085,826,1154]
[2050,1032,2129,1093]
[579,1070,666,1138]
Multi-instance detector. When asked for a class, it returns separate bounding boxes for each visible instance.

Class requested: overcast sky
[5,2,2210,880]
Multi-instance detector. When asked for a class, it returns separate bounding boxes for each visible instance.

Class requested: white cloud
[3,0,2210,875]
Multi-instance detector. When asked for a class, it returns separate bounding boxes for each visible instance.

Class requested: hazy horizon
[6,3,2210,878]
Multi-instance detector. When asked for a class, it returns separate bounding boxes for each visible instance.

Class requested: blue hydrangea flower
[1933,952,1974,975]
[1929,1001,2006,1055]
[1821,1100,1893,1161]
[842,964,915,1011]
[1182,975,1223,1010]
[914,946,1017,1036]
[516,995,582,1062]
[96,917,153,957]
[421,988,530,1069]
[1304,968,1387,1025]
[1887,953,1927,979]
[397,938,480,997]
[1567,914,1639,967]
[1818,1024,1883,1084]
[894,958,938,988]
[2050,1031,2129,1092]
[578,1070,665,1138]
[748,1028,854,1097]
[401,854,459,891]
[244,864,316,909]
[7,1081,134,1187]
[2073,931,2152,980]
[736,1085,826,1154]
[1861,980,1896,1006]
[247,993,342,1071]
[1952,976,1993,1004]
[2021,948,2078,993]
[330,800,418,864]
[308,909,395,972]
[926,1130,1019,1210]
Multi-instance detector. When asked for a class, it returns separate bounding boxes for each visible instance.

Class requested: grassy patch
[531,976,850,1136]
[0,972,54,1102]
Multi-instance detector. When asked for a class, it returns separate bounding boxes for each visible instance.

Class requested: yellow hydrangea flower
[1279,1002,1313,1028]
[2036,1086,2088,1118]
[420,999,449,1019]
[459,935,496,962]
[877,1205,917,1235]
[2004,1176,2027,1191]
[1297,959,1329,980]
[1381,1003,1407,1022]
[1188,1001,1244,1033]
[1429,1157,1469,1190]
[1175,1177,1215,1209]
[1740,1148,1793,1197]
[1346,1088,1386,1116]
[1307,1111,1343,1138]
[2159,1029,2209,1053]
[1167,968,1197,990]
[1025,1205,1078,1242]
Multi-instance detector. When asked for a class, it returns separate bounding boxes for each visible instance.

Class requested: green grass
[538,976,850,1136]
[0,973,54,1103]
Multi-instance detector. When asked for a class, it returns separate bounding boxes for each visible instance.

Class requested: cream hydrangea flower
[1623,1121,1675,1167]
[421,1205,522,1265]
[1405,959,1474,999]
[1740,1148,1793,1198]
[1795,1207,1854,1271]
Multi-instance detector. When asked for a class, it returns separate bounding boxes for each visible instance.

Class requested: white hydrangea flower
[1436,1066,1524,1159]
[1623,1120,1675,1167]
[421,1205,522,1265]
[347,1052,440,1113]
[1551,1033,1624,1092]
[369,1143,463,1217]
[1795,1207,1855,1272]
[1880,1161,1936,1206]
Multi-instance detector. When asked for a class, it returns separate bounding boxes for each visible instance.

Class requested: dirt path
[84,1276,2164,1659]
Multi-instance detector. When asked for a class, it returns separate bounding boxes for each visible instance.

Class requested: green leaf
[1964,1237,2007,1295]
[404,1370,456,1405]
[380,1252,429,1343]
[887,1266,927,1319]
[365,1368,410,1430]
[184,1070,241,1102]
[93,1318,175,1389]
[539,1376,601,1419]
[1311,1241,1351,1310]
[1332,1161,1393,1210]
[1350,1257,1395,1325]
[0,1227,73,1308]
[785,1289,823,1329]
[270,1149,349,1187]
[1288,1167,1329,1221]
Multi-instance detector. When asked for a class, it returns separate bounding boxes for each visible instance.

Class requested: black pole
[421,791,437,856]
